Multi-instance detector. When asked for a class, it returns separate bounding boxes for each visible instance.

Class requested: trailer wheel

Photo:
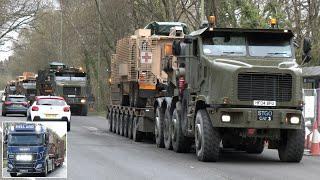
[171,109,192,153]
[10,173,17,177]
[116,112,120,134]
[112,111,116,133]
[128,114,134,139]
[108,110,113,132]
[2,112,6,116]
[164,107,173,150]
[123,113,129,137]
[195,109,220,162]
[278,122,305,162]
[155,106,165,148]
[119,113,124,136]
[133,116,143,142]
[246,139,264,154]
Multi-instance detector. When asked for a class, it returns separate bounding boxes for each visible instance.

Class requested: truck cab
[5,124,53,177]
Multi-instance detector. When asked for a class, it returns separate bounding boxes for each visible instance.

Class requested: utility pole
[60,0,63,62]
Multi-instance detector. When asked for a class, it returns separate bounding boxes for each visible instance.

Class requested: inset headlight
[81,99,86,103]
[16,154,32,161]
[290,116,300,124]
[221,114,231,122]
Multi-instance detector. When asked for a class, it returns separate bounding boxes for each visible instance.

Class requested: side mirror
[302,37,312,64]
[172,40,181,56]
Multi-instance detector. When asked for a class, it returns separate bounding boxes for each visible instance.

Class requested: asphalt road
[0,112,320,180]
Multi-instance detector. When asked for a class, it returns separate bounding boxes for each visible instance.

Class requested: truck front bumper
[208,107,303,129]
[7,161,45,173]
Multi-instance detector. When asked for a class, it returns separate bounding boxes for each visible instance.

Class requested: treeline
[1,0,320,109]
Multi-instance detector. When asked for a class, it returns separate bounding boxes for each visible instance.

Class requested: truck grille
[238,73,292,102]
[15,163,34,169]
[63,87,81,95]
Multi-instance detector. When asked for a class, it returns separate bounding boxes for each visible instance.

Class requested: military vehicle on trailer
[107,18,307,162]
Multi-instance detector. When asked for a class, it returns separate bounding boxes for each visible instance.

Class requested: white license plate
[253,100,276,106]
[19,169,28,173]
[45,114,57,119]
[68,95,76,97]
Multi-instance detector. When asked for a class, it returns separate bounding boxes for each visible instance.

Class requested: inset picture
[2,121,67,178]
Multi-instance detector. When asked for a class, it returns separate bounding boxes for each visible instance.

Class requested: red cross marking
[142,52,152,63]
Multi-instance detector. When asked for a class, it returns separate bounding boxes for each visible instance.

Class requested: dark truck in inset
[4,123,65,177]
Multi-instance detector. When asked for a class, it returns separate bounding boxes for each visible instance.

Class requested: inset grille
[238,73,292,102]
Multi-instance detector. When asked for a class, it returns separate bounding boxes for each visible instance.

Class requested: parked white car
[27,96,71,131]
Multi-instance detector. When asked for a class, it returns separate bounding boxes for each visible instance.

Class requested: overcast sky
[0,0,61,62]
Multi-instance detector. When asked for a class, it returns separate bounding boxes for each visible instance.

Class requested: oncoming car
[27,96,71,131]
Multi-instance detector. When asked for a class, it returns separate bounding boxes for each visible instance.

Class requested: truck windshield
[248,34,292,57]
[203,36,246,56]
[8,134,43,146]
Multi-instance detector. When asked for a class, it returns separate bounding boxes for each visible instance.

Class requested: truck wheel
[123,113,129,137]
[112,111,117,133]
[81,105,88,116]
[67,122,70,131]
[41,161,48,177]
[108,111,113,132]
[133,116,143,142]
[2,112,6,116]
[128,114,133,139]
[278,126,305,162]
[116,112,120,134]
[171,109,192,153]
[119,113,124,136]
[155,107,165,148]
[246,139,264,154]
[195,109,221,162]
[10,173,17,177]
[164,107,173,150]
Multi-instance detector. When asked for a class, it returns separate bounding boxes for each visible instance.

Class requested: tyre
[116,112,120,134]
[10,173,17,177]
[112,111,117,133]
[119,113,124,135]
[164,107,173,150]
[133,116,143,142]
[171,109,192,153]
[128,114,133,139]
[123,113,129,137]
[67,122,70,131]
[246,139,264,154]
[278,124,305,162]
[108,111,113,132]
[195,109,221,162]
[155,106,165,148]
[2,112,6,116]
[41,161,48,177]
[81,105,88,116]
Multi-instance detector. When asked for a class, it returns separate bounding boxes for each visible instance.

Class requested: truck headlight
[16,154,32,161]
[290,116,300,124]
[221,114,231,122]
[81,99,86,103]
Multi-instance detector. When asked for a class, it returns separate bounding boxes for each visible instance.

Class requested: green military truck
[107,18,308,162]
[37,62,88,116]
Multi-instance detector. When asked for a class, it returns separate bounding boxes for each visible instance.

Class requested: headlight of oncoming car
[290,116,300,124]
[81,99,86,103]
[16,154,33,161]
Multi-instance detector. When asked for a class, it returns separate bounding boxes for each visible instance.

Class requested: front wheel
[195,109,221,162]
[67,122,70,131]
[278,126,305,162]
[41,161,48,177]
[164,107,173,150]
[133,116,143,142]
